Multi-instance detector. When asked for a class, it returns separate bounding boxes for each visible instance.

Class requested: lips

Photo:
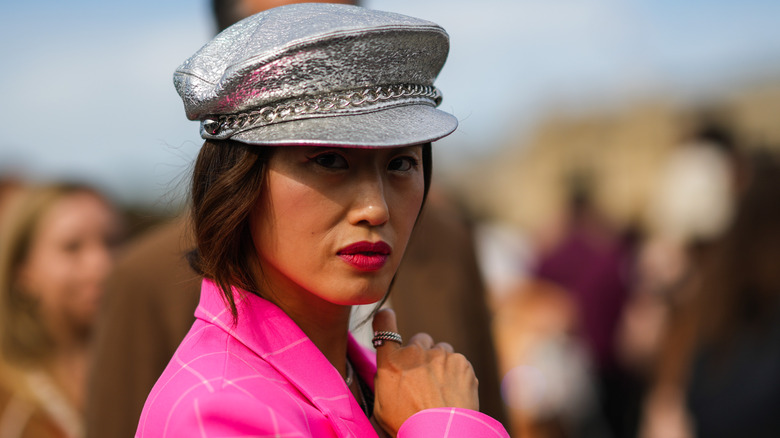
[337,241,391,271]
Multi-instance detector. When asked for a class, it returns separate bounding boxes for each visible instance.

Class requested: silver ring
[372,330,403,348]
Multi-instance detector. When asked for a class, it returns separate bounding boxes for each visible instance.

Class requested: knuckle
[437,342,453,351]
[410,332,434,345]
[404,343,425,355]
[451,352,468,363]
[428,349,447,365]
[451,353,476,373]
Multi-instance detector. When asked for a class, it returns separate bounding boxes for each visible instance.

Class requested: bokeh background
[4,1,780,437]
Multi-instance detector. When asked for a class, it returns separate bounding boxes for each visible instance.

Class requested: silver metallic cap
[174,3,457,148]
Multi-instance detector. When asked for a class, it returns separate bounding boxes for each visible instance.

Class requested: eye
[62,240,83,254]
[310,152,348,169]
[388,156,418,172]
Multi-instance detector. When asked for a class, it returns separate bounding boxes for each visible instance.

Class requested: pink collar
[195,279,377,425]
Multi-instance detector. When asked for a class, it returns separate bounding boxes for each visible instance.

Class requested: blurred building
[447,77,780,237]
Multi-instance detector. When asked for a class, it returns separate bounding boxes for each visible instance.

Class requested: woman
[0,183,122,438]
[136,4,509,437]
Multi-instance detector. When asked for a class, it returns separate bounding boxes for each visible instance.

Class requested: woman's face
[251,145,425,308]
[16,191,121,339]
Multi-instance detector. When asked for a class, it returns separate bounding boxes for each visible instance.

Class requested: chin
[352,293,387,306]
[333,282,389,306]
[359,277,393,298]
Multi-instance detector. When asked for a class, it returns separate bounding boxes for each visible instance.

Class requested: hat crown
[175,3,450,122]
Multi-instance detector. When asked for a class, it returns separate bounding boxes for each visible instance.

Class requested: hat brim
[229,105,457,148]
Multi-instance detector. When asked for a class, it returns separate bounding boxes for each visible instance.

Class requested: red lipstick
[337,241,391,271]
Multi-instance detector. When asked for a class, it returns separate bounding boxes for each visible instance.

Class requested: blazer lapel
[348,336,377,394]
[195,280,377,437]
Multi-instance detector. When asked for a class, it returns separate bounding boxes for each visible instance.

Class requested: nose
[347,172,390,227]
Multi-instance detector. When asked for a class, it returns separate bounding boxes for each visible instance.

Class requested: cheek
[18,253,73,309]
[253,175,341,268]
[391,181,425,241]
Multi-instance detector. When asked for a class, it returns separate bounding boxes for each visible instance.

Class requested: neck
[36,317,92,411]
[256,273,353,380]
[44,342,90,412]
[286,302,352,377]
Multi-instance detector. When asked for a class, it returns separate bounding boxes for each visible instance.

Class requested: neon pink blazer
[135,279,509,437]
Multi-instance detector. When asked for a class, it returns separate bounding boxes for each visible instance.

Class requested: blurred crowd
[482,119,780,438]
[2,2,780,438]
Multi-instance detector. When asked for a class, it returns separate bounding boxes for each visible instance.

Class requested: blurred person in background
[211,0,355,31]
[640,151,780,438]
[492,278,608,438]
[618,120,745,438]
[640,121,742,303]
[531,173,637,438]
[0,183,122,438]
[87,1,504,437]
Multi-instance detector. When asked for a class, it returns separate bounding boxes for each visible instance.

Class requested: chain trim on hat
[203,84,442,136]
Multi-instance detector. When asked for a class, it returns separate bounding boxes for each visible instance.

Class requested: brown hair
[697,152,780,345]
[188,139,432,320]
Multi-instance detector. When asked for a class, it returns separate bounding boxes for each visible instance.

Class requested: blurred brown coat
[393,190,505,424]
[85,217,200,438]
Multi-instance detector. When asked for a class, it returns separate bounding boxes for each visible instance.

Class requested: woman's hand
[372,309,479,436]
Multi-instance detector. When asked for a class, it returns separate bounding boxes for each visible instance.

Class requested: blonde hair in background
[0,184,106,371]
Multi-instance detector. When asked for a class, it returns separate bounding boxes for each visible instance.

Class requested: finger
[433,342,454,353]
[408,333,435,349]
[372,309,402,362]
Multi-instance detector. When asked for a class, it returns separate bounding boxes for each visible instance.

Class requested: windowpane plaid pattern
[135,279,508,437]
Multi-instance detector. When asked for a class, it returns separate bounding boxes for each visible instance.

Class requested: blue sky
[2,0,780,206]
